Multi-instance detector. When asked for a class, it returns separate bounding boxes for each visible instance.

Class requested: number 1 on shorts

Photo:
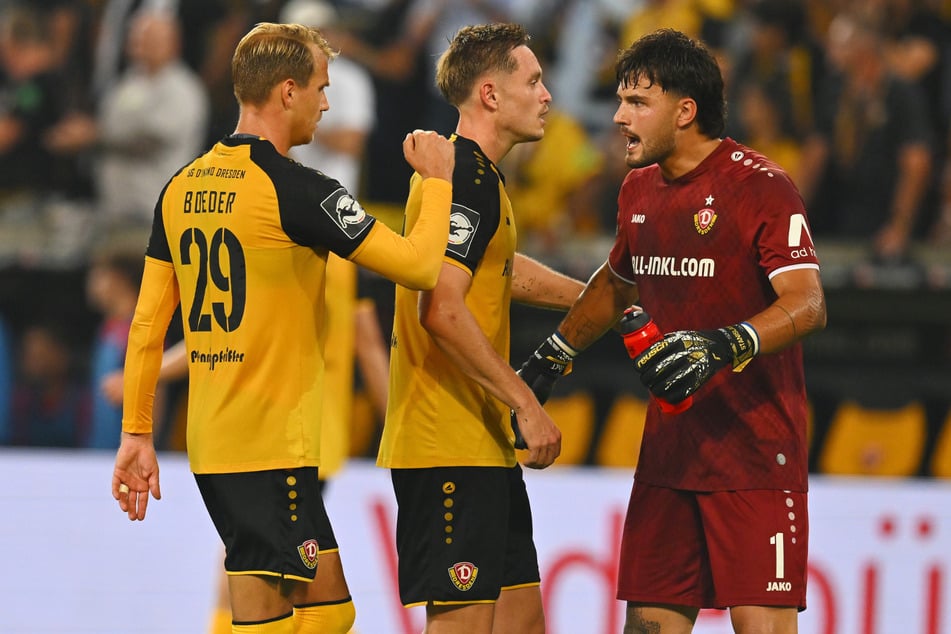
[769,532,785,579]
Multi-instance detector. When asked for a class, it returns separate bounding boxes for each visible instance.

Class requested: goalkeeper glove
[633,323,759,404]
[512,333,576,449]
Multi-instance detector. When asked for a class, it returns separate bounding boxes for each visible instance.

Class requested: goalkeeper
[516,29,827,634]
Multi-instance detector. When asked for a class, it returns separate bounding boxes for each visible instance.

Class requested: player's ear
[479,80,499,112]
[280,79,296,110]
[676,97,698,129]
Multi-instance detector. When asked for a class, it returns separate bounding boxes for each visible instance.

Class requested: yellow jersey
[125,135,377,473]
[378,136,517,469]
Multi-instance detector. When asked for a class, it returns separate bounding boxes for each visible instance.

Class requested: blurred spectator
[0,5,77,202]
[545,0,632,130]
[84,248,143,450]
[326,0,432,216]
[46,7,209,231]
[618,0,735,49]
[734,79,804,186]
[2,322,89,447]
[281,0,376,194]
[875,0,951,241]
[502,108,605,246]
[798,10,933,260]
[725,0,826,143]
[90,0,247,148]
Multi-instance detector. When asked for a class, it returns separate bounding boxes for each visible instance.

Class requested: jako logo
[766,581,792,592]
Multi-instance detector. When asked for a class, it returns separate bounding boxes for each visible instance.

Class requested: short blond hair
[435,23,530,107]
[232,22,336,105]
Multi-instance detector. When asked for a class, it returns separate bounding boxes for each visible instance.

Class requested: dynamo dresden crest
[694,207,718,235]
[298,539,319,570]
[448,561,479,591]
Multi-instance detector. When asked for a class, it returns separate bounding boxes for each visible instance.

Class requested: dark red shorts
[617,481,808,610]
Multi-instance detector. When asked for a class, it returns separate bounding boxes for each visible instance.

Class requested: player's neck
[233,108,292,156]
[660,136,722,181]
[454,117,513,165]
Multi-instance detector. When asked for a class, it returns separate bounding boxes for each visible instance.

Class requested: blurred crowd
[0,0,949,457]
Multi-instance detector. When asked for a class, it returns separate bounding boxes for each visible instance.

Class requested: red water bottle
[619,306,692,414]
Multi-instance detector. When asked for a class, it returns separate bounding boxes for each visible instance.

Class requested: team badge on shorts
[298,539,319,570]
[448,561,479,591]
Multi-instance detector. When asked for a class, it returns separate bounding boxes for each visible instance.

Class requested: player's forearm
[158,339,189,383]
[556,263,638,351]
[350,178,451,289]
[889,144,931,232]
[511,252,585,310]
[747,269,826,355]
[421,294,536,413]
[122,259,180,434]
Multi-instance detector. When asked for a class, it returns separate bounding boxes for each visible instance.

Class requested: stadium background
[0,1,948,632]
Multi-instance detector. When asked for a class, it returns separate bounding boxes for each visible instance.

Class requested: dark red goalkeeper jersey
[608,138,820,492]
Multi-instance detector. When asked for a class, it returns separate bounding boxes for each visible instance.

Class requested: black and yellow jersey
[378,135,517,469]
[125,135,377,474]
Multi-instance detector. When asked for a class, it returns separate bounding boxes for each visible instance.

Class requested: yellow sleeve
[348,177,451,290]
[122,257,181,434]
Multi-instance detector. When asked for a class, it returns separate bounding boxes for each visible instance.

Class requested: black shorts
[195,468,338,582]
[390,464,540,606]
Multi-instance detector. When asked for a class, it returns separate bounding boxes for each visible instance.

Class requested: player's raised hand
[635,324,758,404]
[403,129,454,181]
[112,432,162,521]
[512,400,561,469]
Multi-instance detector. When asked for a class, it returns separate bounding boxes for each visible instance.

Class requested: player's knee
[293,598,355,634]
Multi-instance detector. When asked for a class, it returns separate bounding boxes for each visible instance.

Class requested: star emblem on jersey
[694,196,718,235]
[448,561,479,591]
[298,538,319,570]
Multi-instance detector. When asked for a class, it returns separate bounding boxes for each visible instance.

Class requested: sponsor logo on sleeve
[447,203,480,258]
[787,213,817,258]
[321,188,372,238]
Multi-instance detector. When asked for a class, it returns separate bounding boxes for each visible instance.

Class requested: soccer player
[518,29,827,633]
[376,22,585,634]
[110,23,455,634]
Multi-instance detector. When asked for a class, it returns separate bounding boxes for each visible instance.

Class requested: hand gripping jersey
[124,136,377,474]
[608,138,820,492]
[378,136,518,469]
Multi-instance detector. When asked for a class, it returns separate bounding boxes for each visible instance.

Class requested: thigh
[196,467,338,582]
[289,550,350,606]
[390,466,517,606]
[699,489,808,610]
[494,585,544,634]
[729,605,799,634]
[624,604,698,634]
[617,481,713,607]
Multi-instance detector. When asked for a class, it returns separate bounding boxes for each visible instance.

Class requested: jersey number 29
[179,227,246,333]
